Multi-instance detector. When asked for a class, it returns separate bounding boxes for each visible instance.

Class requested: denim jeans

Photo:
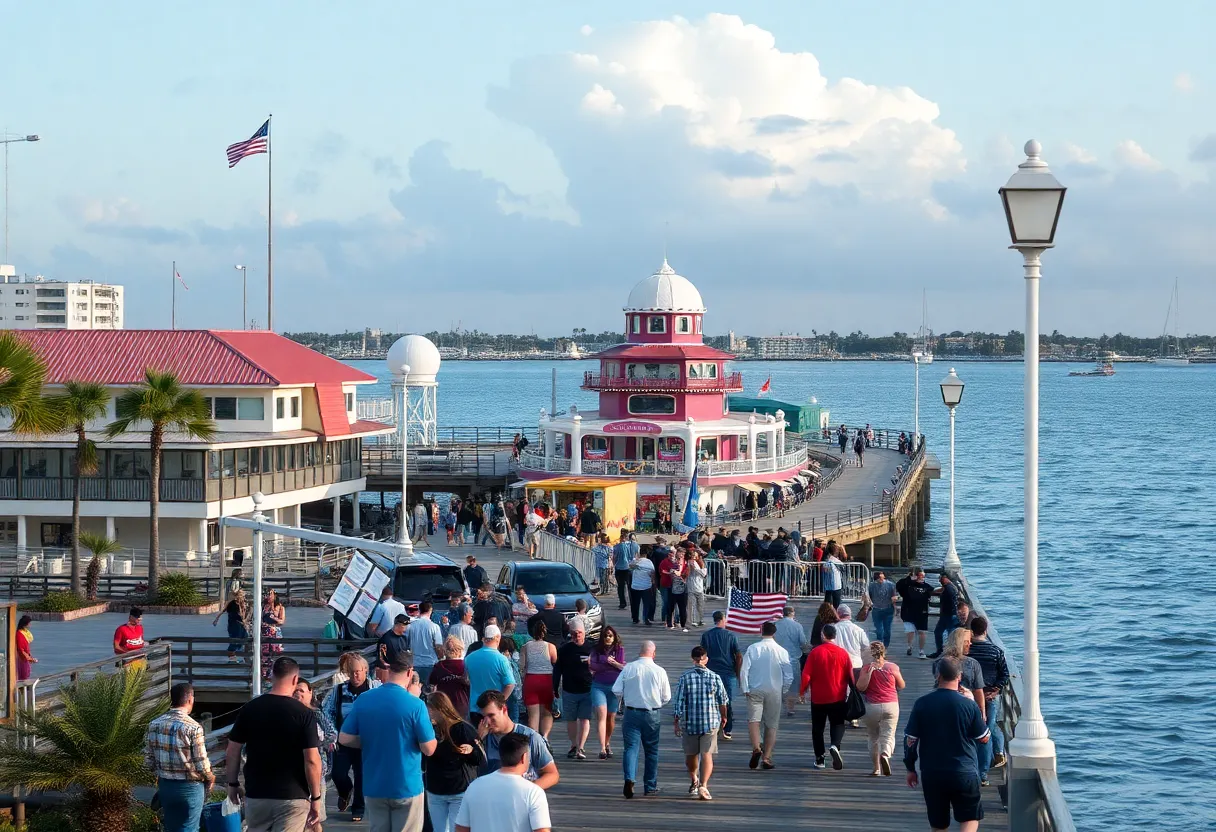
[714,671,736,735]
[615,570,631,608]
[157,778,204,832]
[226,620,248,654]
[622,708,661,792]
[977,696,1003,776]
[934,614,958,653]
[331,745,364,815]
[659,587,672,623]
[824,588,842,608]
[871,607,895,646]
[426,791,464,832]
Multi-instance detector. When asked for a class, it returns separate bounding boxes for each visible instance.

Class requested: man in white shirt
[405,600,445,679]
[833,605,869,672]
[612,641,671,798]
[773,606,807,717]
[739,620,794,770]
[628,552,657,626]
[448,606,479,653]
[455,731,551,832]
[367,586,406,638]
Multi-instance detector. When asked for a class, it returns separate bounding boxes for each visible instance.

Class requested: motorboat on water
[1069,361,1115,377]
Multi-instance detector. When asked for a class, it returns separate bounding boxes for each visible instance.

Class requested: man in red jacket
[800,623,853,771]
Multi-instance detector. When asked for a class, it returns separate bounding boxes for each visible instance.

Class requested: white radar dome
[386,334,441,383]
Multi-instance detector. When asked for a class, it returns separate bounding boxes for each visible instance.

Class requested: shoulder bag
[844,680,867,722]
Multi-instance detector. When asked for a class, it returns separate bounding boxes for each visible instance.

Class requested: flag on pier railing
[726,587,787,634]
[758,377,771,396]
[226,119,270,168]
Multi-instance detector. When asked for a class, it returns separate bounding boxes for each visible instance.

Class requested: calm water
[350,358,1216,827]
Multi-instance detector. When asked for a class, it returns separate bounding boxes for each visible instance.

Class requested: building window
[237,397,265,420]
[628,395,676,415]
[676,316,691,333]
[631,315,640,334]
[345,392,354,412]
[626,363,678,380]
[687,362,719,379]
[213,397,238,420]
[648,316,666,334]
[276,397,285,419]
[695,317,702,334]
[291,396,300,418]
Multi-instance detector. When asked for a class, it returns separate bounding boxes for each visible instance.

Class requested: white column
[250,493,266,695]
[570,415,583,475]
[747,416,758,474]
[106,516,116,540]
[15,515,26,550]
[196,518,208,553]
[351,492,361,532]
[775,410,786,460]
[332,496,342,533]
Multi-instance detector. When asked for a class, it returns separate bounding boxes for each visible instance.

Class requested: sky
[3,0,1216,338]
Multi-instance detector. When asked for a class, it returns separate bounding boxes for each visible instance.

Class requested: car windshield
[514,567,589,596]
[394,567,464,601]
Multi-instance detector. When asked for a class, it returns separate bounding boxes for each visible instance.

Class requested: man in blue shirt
[904,657,989,832]
[474,690,560,790]
[591,534,614,596]
[698,610,742,740]
[464,625,517,724]
[612,532,640,610]
[338,653,436,831]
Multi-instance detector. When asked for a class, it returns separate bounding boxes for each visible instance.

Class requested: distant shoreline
[340,354,1182,364]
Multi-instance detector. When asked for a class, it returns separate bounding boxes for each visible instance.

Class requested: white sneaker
[918,650,927,659]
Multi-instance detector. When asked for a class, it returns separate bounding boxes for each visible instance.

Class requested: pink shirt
[862,662,900,704]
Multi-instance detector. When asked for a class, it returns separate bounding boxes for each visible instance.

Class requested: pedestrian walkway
[321,597,1007,831]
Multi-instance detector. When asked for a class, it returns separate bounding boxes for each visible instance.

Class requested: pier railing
[151,635,376,692]
[535,530,599,584]
[957,570,1076,832]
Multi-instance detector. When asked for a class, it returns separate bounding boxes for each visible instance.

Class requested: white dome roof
[386,334,441,383]
[624,259,706,313]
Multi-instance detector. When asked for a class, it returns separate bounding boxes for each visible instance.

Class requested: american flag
[726,587,787,634]
[226,120,269,168]
[175,270,189,290]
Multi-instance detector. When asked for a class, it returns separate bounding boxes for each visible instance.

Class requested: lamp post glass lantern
[940,369,963,570]
[1001,140,1063,771]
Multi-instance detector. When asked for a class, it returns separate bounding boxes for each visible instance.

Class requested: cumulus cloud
[1113,140,1162,170]
[579,24,593,36]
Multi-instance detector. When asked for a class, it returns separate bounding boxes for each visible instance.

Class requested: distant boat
[912,290,934,364]
[1153,279,1191,366]
[1069,361,1115,377]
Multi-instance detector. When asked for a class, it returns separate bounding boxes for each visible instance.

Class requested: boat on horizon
[912,290,934,364]
[1153,279,1192,366]
[1069,361,1115,377]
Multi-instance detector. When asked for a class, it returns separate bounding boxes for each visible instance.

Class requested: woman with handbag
[855,641,905,776]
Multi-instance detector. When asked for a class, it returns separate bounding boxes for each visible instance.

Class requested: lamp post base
[1008,732,1058,832]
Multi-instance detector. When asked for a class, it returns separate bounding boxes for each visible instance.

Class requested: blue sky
[3,1,1215,336]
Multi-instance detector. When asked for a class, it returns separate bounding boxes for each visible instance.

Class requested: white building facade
[0,272,124,330]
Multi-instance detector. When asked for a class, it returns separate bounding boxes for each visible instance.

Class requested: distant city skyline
[4,2,1216,337]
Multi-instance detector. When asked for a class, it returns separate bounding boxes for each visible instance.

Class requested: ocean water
[349,357,1216,827]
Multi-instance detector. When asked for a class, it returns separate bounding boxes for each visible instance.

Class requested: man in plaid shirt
[145,682,213,832]
[673,646,729,801]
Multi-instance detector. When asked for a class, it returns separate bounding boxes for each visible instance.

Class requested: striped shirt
[145,709,211,781]
[966,637,1010,690]
[673,665,729,736]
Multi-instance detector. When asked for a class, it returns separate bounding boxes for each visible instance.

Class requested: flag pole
[171,259,176,330]
[266,113,273,331]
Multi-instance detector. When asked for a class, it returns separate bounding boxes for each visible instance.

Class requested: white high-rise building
[0,267,124,329]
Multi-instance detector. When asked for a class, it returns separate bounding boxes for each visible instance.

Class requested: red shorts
[523,673,553,707]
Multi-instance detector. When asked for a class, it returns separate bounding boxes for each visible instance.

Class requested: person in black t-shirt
[896,567,934,659]
[464,556,489,593]
[577,507,602,545]
[424,690,486,829]
[226,656,323,831]
[929,574,961,658]
[552,621,595,759]
[377,615,411,674]
[904,657,989,832]
[473,584,512,638]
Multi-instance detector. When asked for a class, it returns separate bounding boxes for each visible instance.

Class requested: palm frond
[0,332,59,435]
[78,531,122,559]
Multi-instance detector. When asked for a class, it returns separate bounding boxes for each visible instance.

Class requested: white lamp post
[939,368,964,571]
[912,353,921,453]
[2,133,40,265]
[1000,140,1066,792]
[391,361,415,552]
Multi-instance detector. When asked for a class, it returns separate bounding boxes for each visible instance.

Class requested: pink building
[518,260,809,510]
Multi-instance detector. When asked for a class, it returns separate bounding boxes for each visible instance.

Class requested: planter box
[23,602,111,622]
[106,601,221,616]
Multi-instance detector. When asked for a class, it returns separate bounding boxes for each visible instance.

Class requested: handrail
[534,530,599,585]
[956,570,1076,832]
[582,372,745,392]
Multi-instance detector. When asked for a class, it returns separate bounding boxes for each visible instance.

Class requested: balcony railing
[582,372,744,392]
[516,445,809,479]
[0,477,207,502]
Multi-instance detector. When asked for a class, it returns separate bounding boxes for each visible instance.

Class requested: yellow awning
[735,482,763,493]
[527,477,628,490]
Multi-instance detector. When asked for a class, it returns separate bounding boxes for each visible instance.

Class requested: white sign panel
[327,577,361,615]
[347,590,380,628]
[344,552,374,587]
[363,567,390,600]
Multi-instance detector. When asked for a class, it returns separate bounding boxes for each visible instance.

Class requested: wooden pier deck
[319,595,1007,831]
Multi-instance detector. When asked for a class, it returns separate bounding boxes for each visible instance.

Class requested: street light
[939,368,964,571]
[912,353,922,454]
[386,354,414,554]
[2,133,40,265]
[999,140,1065,793]
[234,265,248,329]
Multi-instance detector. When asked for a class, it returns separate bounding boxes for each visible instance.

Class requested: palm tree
[48,381,110,597]
[0,331,63,434]
[0,666,167,832]
[106,370,214,597]
[79,531,123,602]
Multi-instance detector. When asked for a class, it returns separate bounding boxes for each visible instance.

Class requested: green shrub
[151,571,204,606]
[129,803,160,832]
[26,809,78,832]
[23,591,89,613]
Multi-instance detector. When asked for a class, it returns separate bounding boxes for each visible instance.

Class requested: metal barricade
[535,530,598,585]
[713,558,870,602]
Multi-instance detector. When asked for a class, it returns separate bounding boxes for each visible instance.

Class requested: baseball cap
[484,624,502,640]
